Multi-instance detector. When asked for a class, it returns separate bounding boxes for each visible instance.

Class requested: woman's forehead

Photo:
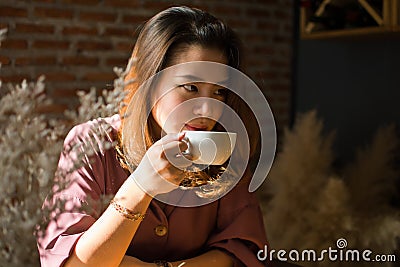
[163,61,230,86]
[169,44,228,65]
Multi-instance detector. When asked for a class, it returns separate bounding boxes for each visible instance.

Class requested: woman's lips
[184,124,208,131]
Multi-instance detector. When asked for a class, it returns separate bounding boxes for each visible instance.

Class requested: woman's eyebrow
[175,74,229,86]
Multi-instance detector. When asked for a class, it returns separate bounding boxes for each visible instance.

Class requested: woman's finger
[157,132,186,146]
[160,139,189,155]
[161,140,193,169]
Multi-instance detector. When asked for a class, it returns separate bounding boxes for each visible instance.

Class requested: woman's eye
[181,84,198,92]
[215,88,227,96]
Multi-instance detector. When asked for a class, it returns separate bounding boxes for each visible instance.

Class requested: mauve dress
[37,115,269,267]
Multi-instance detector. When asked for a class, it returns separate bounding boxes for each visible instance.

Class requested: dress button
[154,225,168,237]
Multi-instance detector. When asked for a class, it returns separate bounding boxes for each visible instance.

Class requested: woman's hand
[119,255,154,267]
[131,132,192,196]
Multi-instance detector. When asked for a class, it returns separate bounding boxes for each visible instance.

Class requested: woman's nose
[193,98,213,117]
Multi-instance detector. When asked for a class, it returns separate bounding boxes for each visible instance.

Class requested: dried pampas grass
[260,110,399,267]
[0,28,131,266]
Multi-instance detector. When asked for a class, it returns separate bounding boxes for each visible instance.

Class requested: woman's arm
[64,177,152,267]
[170,250,234,267]
[120,250,234,267]
[64,133,188,267]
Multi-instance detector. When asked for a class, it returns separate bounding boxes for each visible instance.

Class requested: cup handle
[181,137,191,156]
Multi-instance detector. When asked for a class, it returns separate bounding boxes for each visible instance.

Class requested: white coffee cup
[182,131,237,165]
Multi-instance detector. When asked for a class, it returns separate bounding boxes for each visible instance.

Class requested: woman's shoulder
[64,114,121,152]
[67,114,120,136]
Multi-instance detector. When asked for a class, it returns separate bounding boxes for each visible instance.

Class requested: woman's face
[151,45,229,135]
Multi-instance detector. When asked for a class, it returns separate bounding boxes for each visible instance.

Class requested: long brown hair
[119,6,260,180]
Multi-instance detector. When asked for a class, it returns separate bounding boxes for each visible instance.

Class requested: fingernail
[178,132,186,140]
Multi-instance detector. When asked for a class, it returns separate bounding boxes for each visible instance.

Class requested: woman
[38,6,268,267]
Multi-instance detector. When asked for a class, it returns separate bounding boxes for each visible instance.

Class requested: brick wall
[0,0,293,132]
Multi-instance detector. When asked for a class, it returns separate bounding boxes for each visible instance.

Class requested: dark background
[292,0,400,165]
[295,38,400,163]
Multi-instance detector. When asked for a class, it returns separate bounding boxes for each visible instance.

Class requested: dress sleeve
[206,182,269,267]
[37,122,108,267]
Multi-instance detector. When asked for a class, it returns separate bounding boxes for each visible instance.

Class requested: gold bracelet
[154,260,173,267]
[110,199,145,221]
